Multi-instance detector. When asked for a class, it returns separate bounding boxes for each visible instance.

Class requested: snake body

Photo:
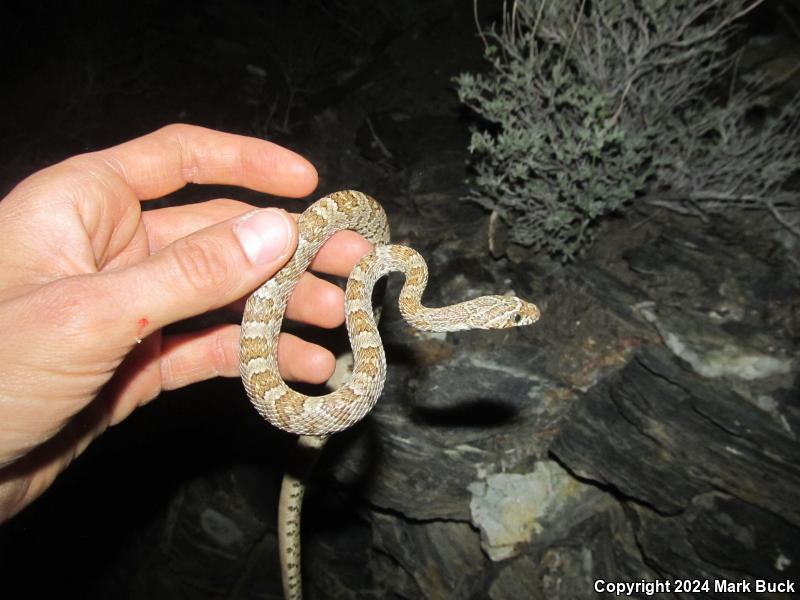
[239,190,539,599]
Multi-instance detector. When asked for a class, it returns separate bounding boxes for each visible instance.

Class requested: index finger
[90,123,318,200]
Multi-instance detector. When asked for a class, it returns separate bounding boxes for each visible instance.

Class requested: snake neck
[350,245,508,333]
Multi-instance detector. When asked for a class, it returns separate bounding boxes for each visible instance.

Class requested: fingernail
[235,208,293,265]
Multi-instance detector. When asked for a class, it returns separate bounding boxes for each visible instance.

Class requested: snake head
[502,296,541,328]
[509,298,541,327]
[466,295,540,330]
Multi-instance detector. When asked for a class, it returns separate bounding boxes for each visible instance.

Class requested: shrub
[456,0,800,260]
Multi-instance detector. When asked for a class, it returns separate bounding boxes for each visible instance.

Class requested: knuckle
[208,326,238,376]
[153,124,201,183]
[159,122,195,136]
[172,236,231,293]
[159,353,178,390]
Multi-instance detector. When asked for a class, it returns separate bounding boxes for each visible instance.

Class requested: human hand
[0,124,372,521]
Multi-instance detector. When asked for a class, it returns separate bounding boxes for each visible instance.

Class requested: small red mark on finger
[135,317,150,344]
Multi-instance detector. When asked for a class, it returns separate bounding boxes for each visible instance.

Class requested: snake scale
[240,190,540,599]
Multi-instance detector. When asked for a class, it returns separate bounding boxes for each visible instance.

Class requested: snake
[239,190,540,599]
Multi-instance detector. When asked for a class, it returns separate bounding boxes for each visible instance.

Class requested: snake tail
[278,434,329,600]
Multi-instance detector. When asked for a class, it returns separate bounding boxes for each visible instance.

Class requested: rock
[370,510,485,598]
[549,343,800,596]
[303,505,391,600]
[638,302,794,380]
[494,502,665,600]
[468,461,611,561]
[199,508,245,547]
[469,470,551,561]
[551,346,800,522]
[632,492,800,597]
[488,557,542,600]
[330,289,561,521]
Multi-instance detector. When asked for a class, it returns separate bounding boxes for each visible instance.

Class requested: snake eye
[514,313,523,324]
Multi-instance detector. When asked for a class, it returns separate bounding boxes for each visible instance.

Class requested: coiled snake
[240,190,539,599]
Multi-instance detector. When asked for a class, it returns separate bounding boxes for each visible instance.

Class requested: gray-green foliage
[456,0,800,260]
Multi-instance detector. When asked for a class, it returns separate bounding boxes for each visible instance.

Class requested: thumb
[103,207,298,341]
